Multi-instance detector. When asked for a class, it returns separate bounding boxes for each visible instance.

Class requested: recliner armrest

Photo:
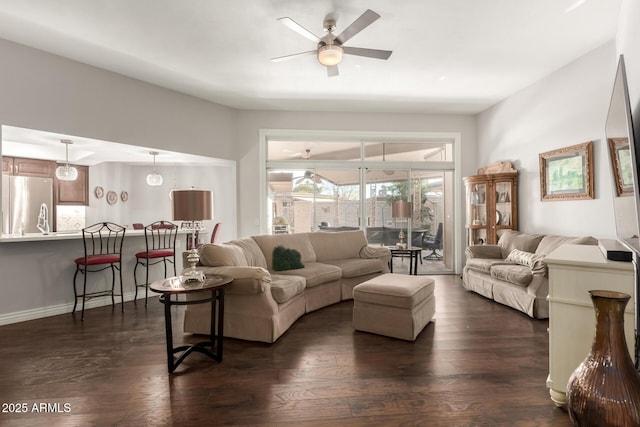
[465,245,502,259]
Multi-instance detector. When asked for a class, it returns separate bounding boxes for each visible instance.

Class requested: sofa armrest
[360,245,391,259]
[186,266,271,295]
[465,245,503,259]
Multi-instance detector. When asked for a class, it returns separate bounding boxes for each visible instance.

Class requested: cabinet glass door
[467,182,488,245]
[494,180,513,229]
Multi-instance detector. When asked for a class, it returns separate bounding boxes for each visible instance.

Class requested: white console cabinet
[545,244,635,406]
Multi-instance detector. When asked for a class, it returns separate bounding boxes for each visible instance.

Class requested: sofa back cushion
[534,235,598,257]
[199,243,248,267]
[252,233,317,271]
[229,237,268,269]
[498,230,544,259]
[308,230,368,262]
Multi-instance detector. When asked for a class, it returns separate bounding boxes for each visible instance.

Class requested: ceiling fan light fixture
[55,139,78,181]
[318,44,343,66]
[146,151,163,186]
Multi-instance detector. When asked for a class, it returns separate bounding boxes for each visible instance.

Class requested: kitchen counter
[0,229,191,243]
[0,228,190,326]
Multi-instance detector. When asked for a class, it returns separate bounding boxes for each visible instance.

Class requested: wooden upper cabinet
[5,157,55,178]
[55,165,89,206]
[2,157,11,174]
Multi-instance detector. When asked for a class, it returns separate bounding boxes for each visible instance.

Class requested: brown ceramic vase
[566,290,640,426]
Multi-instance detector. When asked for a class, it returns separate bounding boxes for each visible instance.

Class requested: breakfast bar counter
[0,228,171,243]
[0,229,188,325]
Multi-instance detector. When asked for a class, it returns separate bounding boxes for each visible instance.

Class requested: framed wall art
[608,137,634,196]
[539,141,594,201]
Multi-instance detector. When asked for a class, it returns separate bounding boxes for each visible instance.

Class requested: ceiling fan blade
[277,17,321,43]
[334,9,380,45]
[270,50,316,62]
[327,65,339,77]
[342,46,392,60]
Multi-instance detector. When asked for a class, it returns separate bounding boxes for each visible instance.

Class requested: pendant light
[55,139,78,181]
[146,151,163,186]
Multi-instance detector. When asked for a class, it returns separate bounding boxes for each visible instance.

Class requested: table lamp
[392,201,411,249]
[172,189,213,283]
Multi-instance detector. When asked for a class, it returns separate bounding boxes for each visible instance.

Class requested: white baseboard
[0,291,152,326]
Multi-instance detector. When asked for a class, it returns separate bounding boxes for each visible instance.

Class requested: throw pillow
[272,246,304,271]
[505,249,540,268]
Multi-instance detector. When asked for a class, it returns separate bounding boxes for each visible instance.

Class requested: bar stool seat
[134,221,178,306]
[73,222,126,320]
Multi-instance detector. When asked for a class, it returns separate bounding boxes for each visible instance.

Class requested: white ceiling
[0,0,622,115]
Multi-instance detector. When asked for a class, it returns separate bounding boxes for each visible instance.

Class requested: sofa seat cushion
[270,274,306,303]
[322,258,383,278]
[275,262,342,288]
[465,258,508,274]
[490,264,533,286]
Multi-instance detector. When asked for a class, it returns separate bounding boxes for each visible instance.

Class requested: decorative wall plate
[106,191,118,205]
[121,191,129,202]
[94,186,104,199]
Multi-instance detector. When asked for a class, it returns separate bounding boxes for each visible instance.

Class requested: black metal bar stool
[73,222,126,320]
[134,221,178,306]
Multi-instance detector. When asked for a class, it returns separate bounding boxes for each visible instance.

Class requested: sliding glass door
[265,134,458,274]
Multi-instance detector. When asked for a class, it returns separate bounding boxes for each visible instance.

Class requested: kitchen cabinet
[2,157,11,174]
[463,164,518,246]
[55,165,89,205]
[3,156,55,178]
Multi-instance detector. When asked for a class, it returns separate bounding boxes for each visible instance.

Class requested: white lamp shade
[318,45,343,66]
[146,172,163,186]
[55,164,78,181]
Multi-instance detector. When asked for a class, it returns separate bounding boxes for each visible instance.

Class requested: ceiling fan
[270,9,392,77]
[295,170,323,185]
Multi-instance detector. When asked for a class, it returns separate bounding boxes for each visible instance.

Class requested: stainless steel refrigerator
[2,175,53,234]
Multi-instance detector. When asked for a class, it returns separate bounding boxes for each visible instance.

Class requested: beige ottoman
[353,273,435,341]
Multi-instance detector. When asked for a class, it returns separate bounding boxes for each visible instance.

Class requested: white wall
[476,41,618,237]
[0,38,237,161]
[617,0,640,139]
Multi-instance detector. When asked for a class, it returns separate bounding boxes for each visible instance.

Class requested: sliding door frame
[259,129,463,273]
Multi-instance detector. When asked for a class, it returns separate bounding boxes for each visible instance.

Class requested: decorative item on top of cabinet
[464,161,518,246]
[3,156,55,178]
[55,165,88,206]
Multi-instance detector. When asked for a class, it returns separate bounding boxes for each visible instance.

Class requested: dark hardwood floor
[0,275,572,426]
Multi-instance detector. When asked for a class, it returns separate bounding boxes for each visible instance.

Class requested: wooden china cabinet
[464,161,518,246]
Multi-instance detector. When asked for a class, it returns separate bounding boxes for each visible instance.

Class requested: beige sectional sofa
[462,230,597,319]
[183,230,391,343]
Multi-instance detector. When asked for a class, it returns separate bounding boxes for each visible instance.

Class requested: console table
[545,244,635,406]
[150,274,232,373]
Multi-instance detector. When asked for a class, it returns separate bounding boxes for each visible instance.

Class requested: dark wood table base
[151,275,231,373]
[159,289,224,373]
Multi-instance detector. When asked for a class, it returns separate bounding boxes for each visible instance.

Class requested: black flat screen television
[607,55,640,253]
[606,54,640,369]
